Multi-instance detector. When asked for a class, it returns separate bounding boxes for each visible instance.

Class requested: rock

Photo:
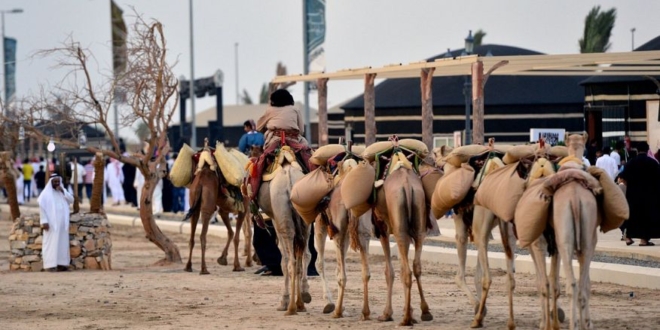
[8,234,16,240]
[83,239,95,252]
[70,246,82,258]
[73,260,84,269]
[27,244,42,250]
[84,257,100,270]
[10,264,20,271]
[35,235,43,244]
[31,261,43,272]
[23,255,40,263]
[10,241,26,250]
[79,226,91,232]
[69,239,79,246]
[14,257,22,264]
[69,226,78,234]
[11,249,25,256]
[97,238,105,249]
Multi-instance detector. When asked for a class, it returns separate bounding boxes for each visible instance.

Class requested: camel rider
[246,89,315,223]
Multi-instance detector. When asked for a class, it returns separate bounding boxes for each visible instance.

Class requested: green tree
[258,83,269,104]
[474,29,486,47]
[579,6,617,53]
[241,89,253,105]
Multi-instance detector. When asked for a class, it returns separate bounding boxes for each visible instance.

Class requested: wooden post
[420,68,435,151]
[90,153,105,213]
[364,73,377,146]
[0,152,20,221]
[317,78,329,146]
[471,61,485,145]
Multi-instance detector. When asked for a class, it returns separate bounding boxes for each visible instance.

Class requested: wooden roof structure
[270,50,660,149]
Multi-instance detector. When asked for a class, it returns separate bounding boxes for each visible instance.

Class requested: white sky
[2,0,660,143]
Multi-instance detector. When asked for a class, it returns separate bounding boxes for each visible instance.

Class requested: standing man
[105,158,125,206]
[84,158,95,201]
[238,119,265,155]
[22,158,34,202]
[69,157,87,202]
[34,165,47,196]
[39,174,74,272]
[595,146,619,180]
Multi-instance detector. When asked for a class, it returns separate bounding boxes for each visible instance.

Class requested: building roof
[580,35,660,85]
[342,44,590,110]
[172,102,319,127]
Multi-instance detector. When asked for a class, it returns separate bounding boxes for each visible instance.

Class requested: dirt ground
[1,220,660,330]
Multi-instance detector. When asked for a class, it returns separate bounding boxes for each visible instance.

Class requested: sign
[4,37,16,104]
[305,0,326,73]
[530,128,565,146]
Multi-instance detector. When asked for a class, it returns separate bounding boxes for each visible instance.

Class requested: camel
[184,163,251,274]
[314,179,374,320]
[256,147,312,315]
[372,166,433,326]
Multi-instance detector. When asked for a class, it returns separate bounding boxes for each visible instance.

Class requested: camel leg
[471,206,496,329]
[298,223,312,309]
[217,212,234,266]
[454,212,478,308]
[500,220,517,330]
[358,216,372,321]
[556,233,578,330]
[413,236,433,322]
[184,207,200,272]
[314,219,335,314]
[242,211,253,267]
[232,210,246,272]
[377,234,394,322]
[277,235,295,314]
[295,246,307,313]
[395,234,415,326]
[578,230,596,330]
[199,210,213,275]
[332,227,349,318]
[550,251,561,330]
[529,237,551,330]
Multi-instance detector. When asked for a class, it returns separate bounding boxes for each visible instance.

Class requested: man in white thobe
[134,169,144,210]
[596,146,619,180]
[39,174,74,272]
[105,159,125,205]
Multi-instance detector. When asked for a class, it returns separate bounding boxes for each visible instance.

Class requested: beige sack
[362,141,394,162]
[492,144,514,154]
[443,162,459,175]
[587,166,629,233]
[550,146,568,158]
[502,145,535,164]
[444,145,490,167]
[419,163,444,206]
[214,142,246,187]
[350,145,366,156]
[311,144,346,166]
[431,163,475,219]
[169,143,195,187]
[515,177,552,248]
[291,167,333,211]
[472,157,505,189]
[292,203,320,225]
[399,139,429,159]
[229,149,250,167]
[341,161,376,216]
[474,162,526,222]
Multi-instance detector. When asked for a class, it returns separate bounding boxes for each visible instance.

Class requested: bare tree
[7,15,182,264]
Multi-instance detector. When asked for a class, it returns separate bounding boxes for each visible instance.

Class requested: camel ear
[583,132,589,144]
[564,132,570,143]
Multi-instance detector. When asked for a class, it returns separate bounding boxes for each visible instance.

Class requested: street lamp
[47,135,55,176]
[463,30,474,145]
[1,8,23,116]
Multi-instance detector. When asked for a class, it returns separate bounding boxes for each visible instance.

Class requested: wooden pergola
[270,50,660,149]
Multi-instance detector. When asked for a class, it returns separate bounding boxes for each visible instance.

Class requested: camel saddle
[261,145,302,182]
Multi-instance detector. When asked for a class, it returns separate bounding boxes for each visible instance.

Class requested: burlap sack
[292,203,320,225]
[431,163,474,219]
[419,163,443,206]
[502,145,535,165]
[550,146,568,158]
[214,142,245,187]
[229,149,250,168]
[310,144,346,166]
[444,145,490,167]
[587,166,629,233]
[341,161,375,216]
[543,168,601,197]
[362,141,394,162]
[515,177,552,248]
[399,139,429,159]
[350,145,366,157]
[492,144,513,154]
[472,157,505,189]
[169,143,195,187]
[443,162,459,175]
[291,167,333,213]
[474,162,526,222]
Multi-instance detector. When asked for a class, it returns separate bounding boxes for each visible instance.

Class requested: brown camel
[256,149,312,315]
[315,178,373,320]
[184,163,250,274]
[373,167,433,326]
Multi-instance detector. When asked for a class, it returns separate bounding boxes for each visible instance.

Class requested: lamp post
[463,30,474,145]
[1,7,23,117]
[631,28,636,51]
[46,135,55,178]
[188,0,197,149]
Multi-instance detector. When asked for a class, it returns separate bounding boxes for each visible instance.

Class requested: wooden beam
[472,61,485,145]
[317,78,329,146]
[364,73,377,146]
[420,68,435,151]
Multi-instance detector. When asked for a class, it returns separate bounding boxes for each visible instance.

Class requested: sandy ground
[1,220,660,330]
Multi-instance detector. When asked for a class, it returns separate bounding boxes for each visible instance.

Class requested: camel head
[565,133,588,159]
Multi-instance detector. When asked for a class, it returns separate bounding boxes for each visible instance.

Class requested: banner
[4,37,16,105]
[530,128,565,146]
[111,0,127,104]
[305,0,326,74]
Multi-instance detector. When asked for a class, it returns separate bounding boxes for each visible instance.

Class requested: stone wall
[8,213,112,271]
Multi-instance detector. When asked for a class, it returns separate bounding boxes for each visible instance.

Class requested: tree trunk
[471,61,485,145]
[420,68,435,151]
[139,169,182,264]
[0,152,20,221]
[73,158,79,214]
[364,73,377,146]
[317,78,329,146]
[90,153,105,213]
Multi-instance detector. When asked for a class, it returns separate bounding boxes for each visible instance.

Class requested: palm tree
[579,6,617,53]
[474,29,486,47]
[241,89,254,105]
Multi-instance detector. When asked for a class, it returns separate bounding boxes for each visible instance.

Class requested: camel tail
[402,184,417,241]
[571,192,582,254]
[287,168,307,256]
[349,213,361,252]
[184,180,203,222]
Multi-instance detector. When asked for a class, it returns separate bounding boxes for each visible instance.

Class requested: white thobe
[152,178,163,215]
[105,161,125,203]
[134,170,145,209]
[39,179,74,269]
[15,174,24,204]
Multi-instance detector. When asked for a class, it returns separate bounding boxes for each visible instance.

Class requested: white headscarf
[38,175,68,216]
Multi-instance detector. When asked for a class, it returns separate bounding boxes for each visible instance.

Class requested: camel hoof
[284,309,297,316]
[551,308,565,323]
[322,303,335,314]
[378,315,393,322]
[302,292,312,304]
[470,320,484,328]
[297,306,306,312]
[332,312,343,319]
[421,312,433,322]
[473,305,487,316]
[399,319,414,327]
[233,267,245,272]
[246,261,253,268]
[361,313,371,321]
[217,256,228,266]
[184,267,192,272]
[277,304,287,312]
[200,270,210,275]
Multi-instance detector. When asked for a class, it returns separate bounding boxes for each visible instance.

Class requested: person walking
[84,159,95,201]
[105,158,125,206]
[69,157,86,202]
[34,165,47,196]
[22,159,34,202]
[619,143,660,246]
[595,146,619,180]
[39,174,74,272]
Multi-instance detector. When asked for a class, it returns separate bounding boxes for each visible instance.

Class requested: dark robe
[122,163,138,207]
[253,221,318,276]
[162,163,174,213]
[619,154,660,239]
